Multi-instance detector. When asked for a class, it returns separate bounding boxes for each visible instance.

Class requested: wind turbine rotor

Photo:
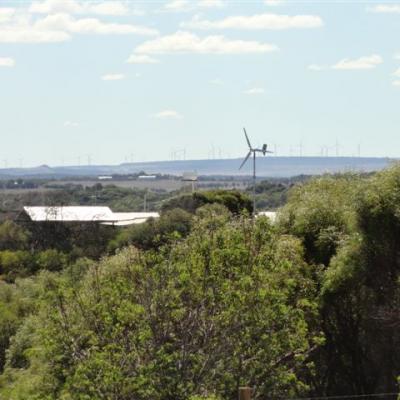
[243,128,252,150]
[239,151,252,170]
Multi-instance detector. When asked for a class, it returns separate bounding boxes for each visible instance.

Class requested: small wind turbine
[239,128,273,215]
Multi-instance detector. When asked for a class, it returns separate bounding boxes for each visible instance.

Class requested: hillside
[0,157,394,179]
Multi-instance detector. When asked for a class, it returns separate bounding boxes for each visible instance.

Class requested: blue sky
[1,0,400,167]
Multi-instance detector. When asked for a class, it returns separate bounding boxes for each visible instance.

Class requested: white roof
[112,212,159,221]
[23,206,159,225]
[24,206,114,222]
[102,212,160,226]
[257,211,277,222]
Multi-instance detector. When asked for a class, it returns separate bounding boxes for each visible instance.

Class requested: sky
[1,0,400,167]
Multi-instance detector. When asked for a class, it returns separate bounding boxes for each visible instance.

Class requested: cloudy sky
[1,0,400,167]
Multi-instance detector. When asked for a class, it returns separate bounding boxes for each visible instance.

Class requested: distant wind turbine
[239,128,273,215]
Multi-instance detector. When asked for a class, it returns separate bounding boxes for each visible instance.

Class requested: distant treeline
[0,177,299,219]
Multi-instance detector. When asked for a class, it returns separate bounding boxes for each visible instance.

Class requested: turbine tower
[239,128,272,215]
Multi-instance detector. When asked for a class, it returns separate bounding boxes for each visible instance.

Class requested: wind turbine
[239,128,273,215]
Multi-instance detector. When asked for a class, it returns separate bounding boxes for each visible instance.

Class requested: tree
[279,174,361,266]
[0,214,321,400]
[0,250,34,282]
[109,208,193,251]
[162,190,253,215]
[0,277,43,374]
[35,249,68,272]
[0,221,30,251]
[280,168,400,395]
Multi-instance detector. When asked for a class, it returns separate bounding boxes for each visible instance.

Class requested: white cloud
[30,0,84,15]
[64,120,79,127]
[210,78,223,85]
[126,54,160,64]
[308,64,325,71]
[35,13,158,36]
[394,53,400,60]
[309,56,383,72]
[88,2,130,16]
[135,31,278,55]
[244,87,265,95]
[0,7,15,23]
[164,0,190,11]
[368,5,400,14]
[198,0,224,8]
[0,5,156,44]
[393,80,400,87]
[181,13,323,30]
[0,57,15,67]
[162,0,223,12]
[154,110,183,119]
[0,28,70,43]
[265,0,284,6]
[393,68,400,77]
[332,54,383,70]
[29,0,130,16]
[102,73,125,81]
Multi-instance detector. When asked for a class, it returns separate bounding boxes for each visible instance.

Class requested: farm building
[21,206,159,226]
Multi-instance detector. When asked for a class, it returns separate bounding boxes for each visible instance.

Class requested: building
[257,211,277,223]
[22,206,159,226]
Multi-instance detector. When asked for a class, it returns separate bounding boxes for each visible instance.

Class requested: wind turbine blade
[243,128,252,150]
[239,151,251,170]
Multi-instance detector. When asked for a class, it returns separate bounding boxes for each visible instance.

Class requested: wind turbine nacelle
[262,144,267,155]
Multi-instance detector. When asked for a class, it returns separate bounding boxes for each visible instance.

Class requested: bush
[0,215,321,400]
[162,190,252,215]
[0,251,34,281]
[278,174,360,265]
[0,221,30,251]
[110,208,193,251]
[35,249,68,272]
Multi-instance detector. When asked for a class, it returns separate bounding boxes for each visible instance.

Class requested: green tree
[162,190,252,215]
[0,250,34,282]
[0,214,321,400]
[0,221,30,251]
[109,208,193,251]
[279,174,361,266]
[0,277,43,374]
[35,249,68,272]
[280,168,400,394]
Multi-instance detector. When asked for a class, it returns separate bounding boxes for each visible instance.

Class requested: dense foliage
[161,190,253,215]
[279,170,400,394]
[0,168,399,399]
[109,208,193,251]
[0,211,321,400]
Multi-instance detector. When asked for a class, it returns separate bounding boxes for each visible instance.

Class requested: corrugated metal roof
[24,206,114,222]
[23,207,159,225]
[101,212,159,226]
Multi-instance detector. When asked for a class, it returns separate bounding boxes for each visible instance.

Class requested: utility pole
[253,151,256,214]
[239,387,252,400]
